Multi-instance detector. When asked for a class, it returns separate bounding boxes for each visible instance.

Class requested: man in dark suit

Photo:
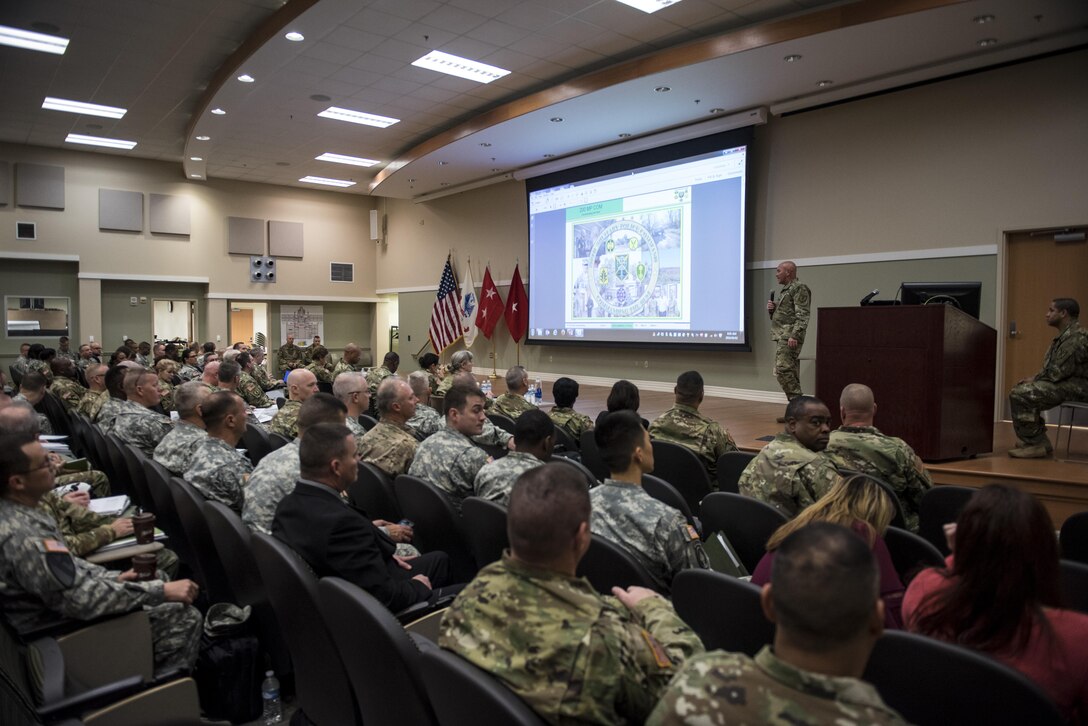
[272,422,450,613]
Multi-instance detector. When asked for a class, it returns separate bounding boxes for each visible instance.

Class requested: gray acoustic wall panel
[0,161,10,207]
[99,189,144,231]
[269,220,303,258]
[15,163,65,209]
[228,216,265,255]
[149,193,191,235]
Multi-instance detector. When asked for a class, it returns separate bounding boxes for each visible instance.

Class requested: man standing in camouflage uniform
[738,395,840,518]
[55,336,74,361]
[1008,297,1088,458]
[153,382,210,476]
[358,377,419,478]
[648,523,905,725]
[592,411,709,591]
[110,370,174,456]
[277,335,304,377]
[184,391,252,513]
[474,410,553,505]
[235,351,273,408]
[269,368,318,439]
[493,365,537,421]
[440,462,704,724]
[0,432,202,675]
[48,358,85,413]
[825,384,931,531]
[78,363,109,419]
[767,260,811,413]
[649,371,737,479]
[332,343,364,381]
[548,377,594,439]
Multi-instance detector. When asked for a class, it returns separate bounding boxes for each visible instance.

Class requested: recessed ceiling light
[237,74,255,83]
[614,0,683,13]
[618,133,631,138]
[973,15,995,24]
[0,24,69,54]
[42,97,127,119]
[491,168,502,172]
[550,117,563,123]
[195,135,210,141]
[190,174,202,179]
[479,142,491,147]
[784,54,802,63]
[408,178,415,183]
[65,133,137,150]
[440,182,449,186]
[411,50,511,84]
[816,80,833,87]
[190,156,203,161]
[211,108,226,115]
[654,86,670,93]
[310,94,331,102]
[977,38,998,47]
[299,175,356,188]
[709,108,724,114]
[285,31,304,41]
[317,106,399,128]
[543,154,555,158]
[315,152,379,167]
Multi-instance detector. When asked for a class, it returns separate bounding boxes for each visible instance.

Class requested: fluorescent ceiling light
[211,108,226,115]
[411,50,510,84]
[42,97,127,119]
[315,152,379,167]
[614,0,682,12]
[237,74,255,83]
[285,31,304,42]
[195,135,211,141]
[317,106,399,128]
[0,24,69,54]
[189,156,203,161]
[65,133,137,150]
[299,175,356,187]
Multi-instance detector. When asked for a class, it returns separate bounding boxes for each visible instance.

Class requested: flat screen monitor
[899,281,982,319]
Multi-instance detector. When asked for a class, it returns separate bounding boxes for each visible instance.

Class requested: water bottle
[534,378,543,404]
[261,670,282,724]
[481,379,492,396]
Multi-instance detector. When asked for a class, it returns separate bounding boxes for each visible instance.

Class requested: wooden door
[230,308,254,346]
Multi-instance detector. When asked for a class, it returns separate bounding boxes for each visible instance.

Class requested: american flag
[428,258,463,354]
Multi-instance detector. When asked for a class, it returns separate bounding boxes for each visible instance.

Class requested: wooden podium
[815,305,996,461]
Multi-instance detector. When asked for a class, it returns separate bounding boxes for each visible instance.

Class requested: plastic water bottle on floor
[261,670,282,724]
[535,378,543,404]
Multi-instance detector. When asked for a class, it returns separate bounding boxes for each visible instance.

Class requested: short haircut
[407,370,430,397]
[201,391,241,428]
[675,370,704,404]
[450,350,473,370]
[218,360,241,384]
[419,352,439,369]
[332,372,366,402]
[383,351,399,367]
[785,395,825,421]
[552,377,579,408]
[507,463,590,563]
[1053,298,1080,318]
[515,409,554,447]
[123,369,154,395]
[299,422,352,476]
[310,345,329,360]
[595,410,646,473]
[505,365,527,390]
[444,382,483,417]
[19,372,47,394]
[376,377,403,415]
[0,432,40,496]
[49,357,73,377]
[28,344,44,359]
[39,348,56,363]
[221,349,240,363]
[771,522,878,652]
[236,351,251,369]
[839,383,874,414]
[607,379,640,413]
[155,358,177,374]
[0,402,41,437]
[87,363,108,381]
[202,342,216,353]
[105,365,128,398]
[298,393,348,435]
[174,381,210,418]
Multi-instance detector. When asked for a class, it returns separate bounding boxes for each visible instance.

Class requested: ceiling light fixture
[614,0,683,13]
[237,74,255,83]
[0,24,69,54]
[618,133,631,138]
[816,80,834,87]
[42,97,126,119]
[190,174,202,179]
[973,15,995,24]
[190,156,203,161]
[784,54,802,62]
[543,154,555,158]
[299,175,356,187]
[709,108,724,114]
[411,50,511,84]
[315,152,379,167]
[438,161,449,165]
[491,168,502,172]
[317,106,399,128]
[977,38,998,47]
[655,86,671,93]
[550,117,563,122]
[195,135,210,141]
[65,133,137,150]
[479,142,491,147]
[211,108,226,115]
[285,31,304,41]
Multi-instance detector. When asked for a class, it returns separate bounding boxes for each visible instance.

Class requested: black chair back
[346,462,402,522]
[1060,558,1088,614]
[359,414,379,432]
[486,413,516,435]
[550,455,597,489]
[8,364,21,387]
[318,578,439,726]
[650,441,714,512]
[394,475,478,582]
[118,443,153,512]
[240,424,272,467]
[883,526,944,584]
[1060,511,1088,565]
[268,432,291,451]
[141,459,198,575]
[418,648,547,726]
[316,381,333,394]
[101,434,130,496]
[918,485,976,555]
[36,392,72,438]
[716,451,755,494]
[461,497,509,568]
[576,535,661,594]
[838,470,906,530]
[275,397,286,409]
[578,430,608,482]
[672,569,773,655]
[642,473,697,529]
[863,630,1064,726]
[699,492,787,573]
[550,424,578,453]
[169,477,235,604]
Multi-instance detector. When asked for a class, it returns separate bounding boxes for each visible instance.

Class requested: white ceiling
[1,0,1085,199]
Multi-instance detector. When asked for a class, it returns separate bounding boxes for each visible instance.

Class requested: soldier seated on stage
[493,365,537,421]
[649,522,905,725]
[548,377,594,439]
[648,370,737,478]
[358,377,419,478]
[473,409,553,505]
[440,462,704,725]
[269,368,319,439]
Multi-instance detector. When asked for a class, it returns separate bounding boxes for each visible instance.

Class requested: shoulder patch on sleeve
[683,524,700,541]
[640,628,672,669]
[40,540,76,588]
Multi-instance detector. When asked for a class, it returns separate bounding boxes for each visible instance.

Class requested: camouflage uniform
[771,278,811,400]
[134,353,152,369]
[357,420,418,478]
[55,347,75,362]
[242,440,301,534]
[157,380,175,413]
[738,433,840,518]
[365,365,394,400]
[408,402,512,448]
[408,425,491,513]
[1009,320,1088,447]
[492,392,537,421]
[269,399,302,439]
[54,468,111,499]
[13,393,53,435]
[75,356,96,373]
[27,358,54,383]
[549,406,594,439]
[110,401,174,457]
[0,498,201,673]
[305,361,333,384]
[12,355,30,379]
[332,358,362,381]
[94,396,126,430]
[78,389,107,419]
[590,479,709,591]
[440,554,704,725]
[176,363,201,382]
[646,646,906,725]
[472,451,545,505]
[826,425,932,531]
[237,372,273,408]
[345,415,366,441]
[435,375,454,396]
[153,421,208,476]
[252,364,278,390]
[49,376,85,413]
[183,436,253,513]
[276,342,303,374]
[648,404,737,479]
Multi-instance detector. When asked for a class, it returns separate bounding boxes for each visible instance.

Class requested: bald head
[342,343,361,364]
[839,383,876,426]
[0,402,40,436]
[287,368,318,402]
[202,361,221,385]
[775,260,798,286]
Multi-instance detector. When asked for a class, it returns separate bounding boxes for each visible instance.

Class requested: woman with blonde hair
[750,474,905,627]
[155,358,177,412]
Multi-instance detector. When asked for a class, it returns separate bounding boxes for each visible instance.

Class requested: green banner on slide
[566,199,623,222]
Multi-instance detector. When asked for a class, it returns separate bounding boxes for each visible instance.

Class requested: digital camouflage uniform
[440,555,704,725]
[0,498,202,674]
[771,278,811,400]
[492,392,537,421]
[269,399,302,439]
[110,401,175,457]
[183,437,253,513]
[648,404,737,479]
[76,356,96,373]
[472,451,545,505]
[176,363,201,382]
[408,425,491,514]
[345,415,366,441]
[79,389,107,419]
[549,407,594,440]
[94,396,125,429]
[237,371,273,408]
[826,425,932,531]
[357,420,418,478]
[12,355,30,379]
[13,393,52,435]
[305,361,333,384]
[49,376,85,413]
[646,646,906,726]
[242,440,301,534]
[153,421,208,476]
[590,479,709,592]
[332,359,362,381]
[407,402,513,448]
[276,341,303,375]
[55,347,75,362]
[737,433,840,518]
[1010,320,1088,447]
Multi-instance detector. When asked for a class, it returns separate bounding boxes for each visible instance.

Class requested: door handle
[1009,320,1018,337]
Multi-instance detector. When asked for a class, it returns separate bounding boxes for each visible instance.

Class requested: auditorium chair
[577,430,608,482]
[576,534,661,595]
[650,441,714,512]
[883,526,944,584]
[486,412,516,435]
[418,647,547,726]
[642,473,699,533]
[672,569,773,656]
[837,469,907,530]
[169,477,236,604]
[918,485,976,555]
[359,413,379,431]
[346,461,402,522]
[1059,511,1088,565]
[699,492,788,574]
[461,497,509,569]
[715,450,755,494]
[550,455,597,489]
[394,475,478,583]
[240,424,272,467]
[1060,558,1088,614]
[550,424,579,453]
[268,432,291,451]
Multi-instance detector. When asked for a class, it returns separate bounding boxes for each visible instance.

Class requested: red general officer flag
[475,265,504,339]
[504,264,528,342]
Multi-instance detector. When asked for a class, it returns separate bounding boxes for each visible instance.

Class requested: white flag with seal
[459,261,479,348]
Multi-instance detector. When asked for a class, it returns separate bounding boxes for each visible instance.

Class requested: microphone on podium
[768,290,775,318]
[860,289,880,305]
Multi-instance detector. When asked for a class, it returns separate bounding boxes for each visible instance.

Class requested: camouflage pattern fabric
[13,393,53,435]
[439,555,704,725]
[737,433,840,518]
[55,348,74,362]
[78,389,107,419]
[176,363,201,382]
[39,491,116,555]
[276,342,303,374]
[134,353,152,369]
[27,358,54,383]
[1010,320,1088,446]
[423,370,440,394]
[646,646,906,725]
[358,420,418,478]
[365,365,394,400]
[252,364,278,390]
[76,356,96,373]
[332,359,362,381]
[157,380,175,413]
[305,361,333,384]
[648,404,737,478]
[237,372,273,408]
[269,399,302,439]
[54,470,111,499]
[153,421,208,476]
[242,440,300,534]
[774,341,803,400]
[110,401,175,456]
[407,425,491,513]
[345,415,366,440]
[93,396,125,429]
[472,451,545,505]
[49,377,85,413]
[771,279,811,400]
[0,498,202,673]
[549,407,594,439]
[183,437,253,513]
[12,355,30,378]
[492,392,537,421]
[826,425,932,531]
[407,403,512,448]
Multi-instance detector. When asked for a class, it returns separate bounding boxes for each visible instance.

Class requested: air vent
[330,262,354,283]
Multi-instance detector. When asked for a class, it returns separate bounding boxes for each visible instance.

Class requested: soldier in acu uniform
[78,363,109,419]
[473,410,553,505]
[153,382,210,476]
[548,377,594,439]
[184,392,252,513]
[767,260,811,413]
[648,370,737,479]
[110,370,174,456]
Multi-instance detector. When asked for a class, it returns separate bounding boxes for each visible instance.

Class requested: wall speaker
[369,209,380,241]
[16,221,36,240]
[250,255,276,283]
